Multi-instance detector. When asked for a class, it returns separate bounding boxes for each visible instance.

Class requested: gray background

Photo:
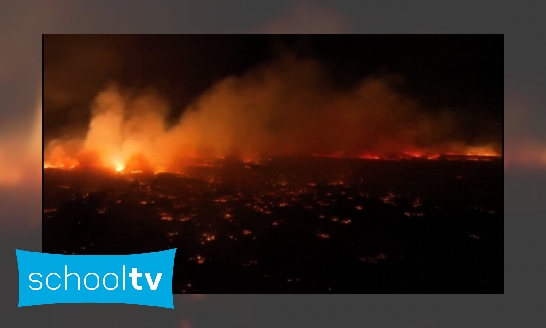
[0,0,539,327]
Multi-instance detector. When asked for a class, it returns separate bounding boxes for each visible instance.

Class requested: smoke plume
[44,54,500,172]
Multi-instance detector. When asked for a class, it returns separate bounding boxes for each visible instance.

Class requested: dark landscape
[43,156,503,293]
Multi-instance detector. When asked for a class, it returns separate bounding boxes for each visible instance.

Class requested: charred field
[43,156,503,294]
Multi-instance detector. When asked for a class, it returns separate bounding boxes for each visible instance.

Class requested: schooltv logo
[16,249,176,308]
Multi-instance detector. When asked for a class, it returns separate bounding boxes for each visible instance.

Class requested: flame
[357,154,381,160]
[114,160,125,172]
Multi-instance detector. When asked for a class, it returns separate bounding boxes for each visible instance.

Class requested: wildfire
[43,147,503,175]
[42,62,505,176]
[44,148,502,172]
[357,154,381,160]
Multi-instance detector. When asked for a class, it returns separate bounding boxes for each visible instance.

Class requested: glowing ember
[187,255,207,265]
[381,192,397,205]
[404,211,425,217]
[359,253,388,263]
[160,215,173,221]
[411,198,423,208]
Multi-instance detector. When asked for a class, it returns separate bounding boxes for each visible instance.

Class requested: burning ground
[43,156,503,293]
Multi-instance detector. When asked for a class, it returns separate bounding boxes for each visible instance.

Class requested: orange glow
[403,151,423,158]
[357,154,381,160]
[114,163,124,172]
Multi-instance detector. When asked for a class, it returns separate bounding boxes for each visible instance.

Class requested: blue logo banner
[16,249,176,308]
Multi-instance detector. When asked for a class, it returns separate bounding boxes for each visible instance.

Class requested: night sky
[44,35,503,146]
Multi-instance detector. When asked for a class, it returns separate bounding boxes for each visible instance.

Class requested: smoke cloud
[44,54,501,172]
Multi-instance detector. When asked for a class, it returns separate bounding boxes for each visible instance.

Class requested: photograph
[43,34,503,294]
